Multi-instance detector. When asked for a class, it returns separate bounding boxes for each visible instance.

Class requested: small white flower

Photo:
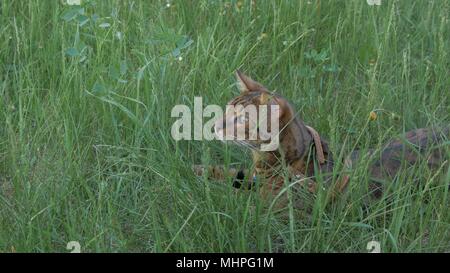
[99,22,111,28]
[367,0,381,6]
[166,2,171,8]
[66,0,81,5]
[177,56,183,61]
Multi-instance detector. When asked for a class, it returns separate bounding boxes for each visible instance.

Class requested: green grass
[0,0,449,253]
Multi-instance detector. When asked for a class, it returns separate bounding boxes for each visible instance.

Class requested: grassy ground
[0,0,449,253]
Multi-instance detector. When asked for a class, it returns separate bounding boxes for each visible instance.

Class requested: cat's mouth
[213,115,280,151]
[214,127,225,141]
[214,126,270,151]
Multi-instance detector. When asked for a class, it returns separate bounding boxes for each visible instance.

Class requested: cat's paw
[192,165,206,177]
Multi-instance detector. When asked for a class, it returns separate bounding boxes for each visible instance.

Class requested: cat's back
[351,126,449,181]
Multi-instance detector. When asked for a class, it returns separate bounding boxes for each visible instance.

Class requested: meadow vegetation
[0,0,449,252]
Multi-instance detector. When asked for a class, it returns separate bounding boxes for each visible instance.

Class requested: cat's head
[214,71,295,151]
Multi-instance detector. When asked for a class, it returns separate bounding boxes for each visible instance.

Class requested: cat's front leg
[192,164,253,188]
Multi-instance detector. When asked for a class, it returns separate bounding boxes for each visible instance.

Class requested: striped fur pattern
[194,71,449,209]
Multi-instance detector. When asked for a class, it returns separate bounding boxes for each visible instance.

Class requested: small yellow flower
[257,33,268,41]
[369,111,377,121]
[390,112,401,121]
[236,1,243,12]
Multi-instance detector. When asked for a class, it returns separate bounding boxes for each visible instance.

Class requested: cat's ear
[235,70,268,93]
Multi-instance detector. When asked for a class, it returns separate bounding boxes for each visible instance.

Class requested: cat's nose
[214,118,224,140]
[214,118,224,130]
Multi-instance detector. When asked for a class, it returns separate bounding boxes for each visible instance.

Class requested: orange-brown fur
[195,71,449,209]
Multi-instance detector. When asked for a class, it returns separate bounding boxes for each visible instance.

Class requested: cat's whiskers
[235,140,257,151]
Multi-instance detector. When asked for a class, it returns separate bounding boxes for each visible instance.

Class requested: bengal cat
[194,71,449,209]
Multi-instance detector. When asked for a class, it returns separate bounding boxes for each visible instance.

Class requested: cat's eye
[237,115,247,124]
